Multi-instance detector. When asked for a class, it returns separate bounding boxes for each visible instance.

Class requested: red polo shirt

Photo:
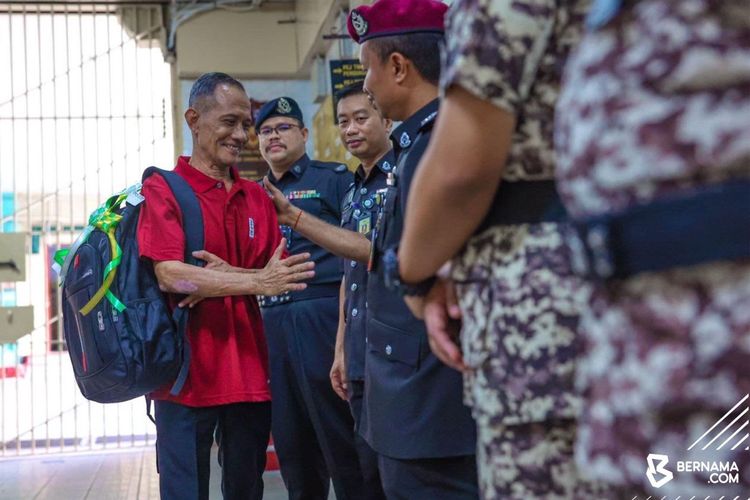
[137,156,281,407]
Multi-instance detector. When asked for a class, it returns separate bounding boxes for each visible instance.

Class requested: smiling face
[186,83,252,169]
[336,92,391,163]
[257,115,308,170]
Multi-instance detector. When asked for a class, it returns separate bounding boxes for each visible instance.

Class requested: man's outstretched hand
[257,238,315,296]
[263,176,298,226]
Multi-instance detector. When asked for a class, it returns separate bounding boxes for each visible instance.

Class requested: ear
[384,118,393,132]
[185,108,199,132]
[301,127,309,142]
[390,52,409,85]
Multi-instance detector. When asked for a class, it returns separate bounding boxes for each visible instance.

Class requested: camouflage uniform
[442,0,605,497]
[555,0,750,496]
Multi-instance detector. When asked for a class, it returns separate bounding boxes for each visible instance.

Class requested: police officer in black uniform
[255,97,364,500]
[347,0,479,497]
[263,82,392,500]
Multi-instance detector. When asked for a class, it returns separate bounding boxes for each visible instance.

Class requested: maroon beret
[347,0,448,44]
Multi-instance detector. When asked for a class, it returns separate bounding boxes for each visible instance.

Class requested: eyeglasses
[258,123,301,137]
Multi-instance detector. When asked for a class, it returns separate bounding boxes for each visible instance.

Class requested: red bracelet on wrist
[292,209,303,230]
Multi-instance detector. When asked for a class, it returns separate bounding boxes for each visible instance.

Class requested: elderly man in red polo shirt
[137,72,314,500]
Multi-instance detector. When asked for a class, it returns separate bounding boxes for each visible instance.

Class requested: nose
[233,123,248,143]
[345,121,359,135]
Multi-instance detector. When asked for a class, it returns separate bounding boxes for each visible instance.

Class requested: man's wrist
[279,207,296,226]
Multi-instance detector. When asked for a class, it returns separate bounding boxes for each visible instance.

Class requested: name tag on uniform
[248,218,255,238]
[287,190,321,200]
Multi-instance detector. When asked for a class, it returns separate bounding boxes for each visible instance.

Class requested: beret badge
[277,97,292,114]
[351,10,368,37]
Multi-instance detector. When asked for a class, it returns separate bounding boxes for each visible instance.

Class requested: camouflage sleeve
[441,0,557,114]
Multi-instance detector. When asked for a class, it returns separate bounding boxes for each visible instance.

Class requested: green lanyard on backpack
[53,185,141,315]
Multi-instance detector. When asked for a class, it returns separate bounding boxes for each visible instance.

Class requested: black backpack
[53,167,203,403]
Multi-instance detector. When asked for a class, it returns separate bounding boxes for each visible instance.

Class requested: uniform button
[350,283,358,292]
[365,336,368,344]
[385,344,392,356]
[351,308,358,317]
[354,209,361,217]
[293,165,302,174]
[350,261,357,268]
[360,187,368,195]
[216,182,223,189]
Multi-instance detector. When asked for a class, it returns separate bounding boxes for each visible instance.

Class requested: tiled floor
[0,447,291,499]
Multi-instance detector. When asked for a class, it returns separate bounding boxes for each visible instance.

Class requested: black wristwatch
[383,248,436,297]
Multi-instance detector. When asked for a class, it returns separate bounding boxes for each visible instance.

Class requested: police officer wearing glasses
[255,97,364,500]
[262,81,393,500]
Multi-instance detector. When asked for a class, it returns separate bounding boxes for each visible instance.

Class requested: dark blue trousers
[348,380,387,500]
[154,400,271,500]
[263,296,364,500]
[378,453,479,500]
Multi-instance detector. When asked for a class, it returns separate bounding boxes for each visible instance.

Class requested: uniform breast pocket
[294,198,322,218]
[367,317,422,370]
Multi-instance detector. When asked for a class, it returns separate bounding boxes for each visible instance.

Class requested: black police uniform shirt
[340,150,395,382]
[265,153,354,292]
[363,99,477,459]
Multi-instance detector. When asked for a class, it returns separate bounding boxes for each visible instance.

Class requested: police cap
[254,97,304,131]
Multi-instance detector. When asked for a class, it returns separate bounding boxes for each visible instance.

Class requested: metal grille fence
[0,2,173,457]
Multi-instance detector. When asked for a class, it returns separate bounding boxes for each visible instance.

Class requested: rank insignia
[399,132,411,148]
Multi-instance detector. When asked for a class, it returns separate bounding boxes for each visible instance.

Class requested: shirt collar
[391,98,439,156]
[355,149,396,183]
[174,156,239,193]
[268,153,310,184]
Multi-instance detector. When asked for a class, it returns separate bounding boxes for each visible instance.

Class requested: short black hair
[334,80,367,111]
[189,72,246,111]
[335,80,366,102]
[368,33,443,86]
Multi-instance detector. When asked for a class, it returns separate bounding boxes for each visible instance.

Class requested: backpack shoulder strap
[142,166,204,396]
[142,167,204,266]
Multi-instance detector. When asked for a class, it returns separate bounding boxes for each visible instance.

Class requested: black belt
[478,180,567,231]
[258,282,340,308]
[567,179,750,280]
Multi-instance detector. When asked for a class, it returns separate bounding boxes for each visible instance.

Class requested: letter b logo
[646,454,674,488]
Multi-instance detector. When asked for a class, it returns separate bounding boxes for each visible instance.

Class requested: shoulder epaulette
[310,160,350,174]
[419,111,438,131]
